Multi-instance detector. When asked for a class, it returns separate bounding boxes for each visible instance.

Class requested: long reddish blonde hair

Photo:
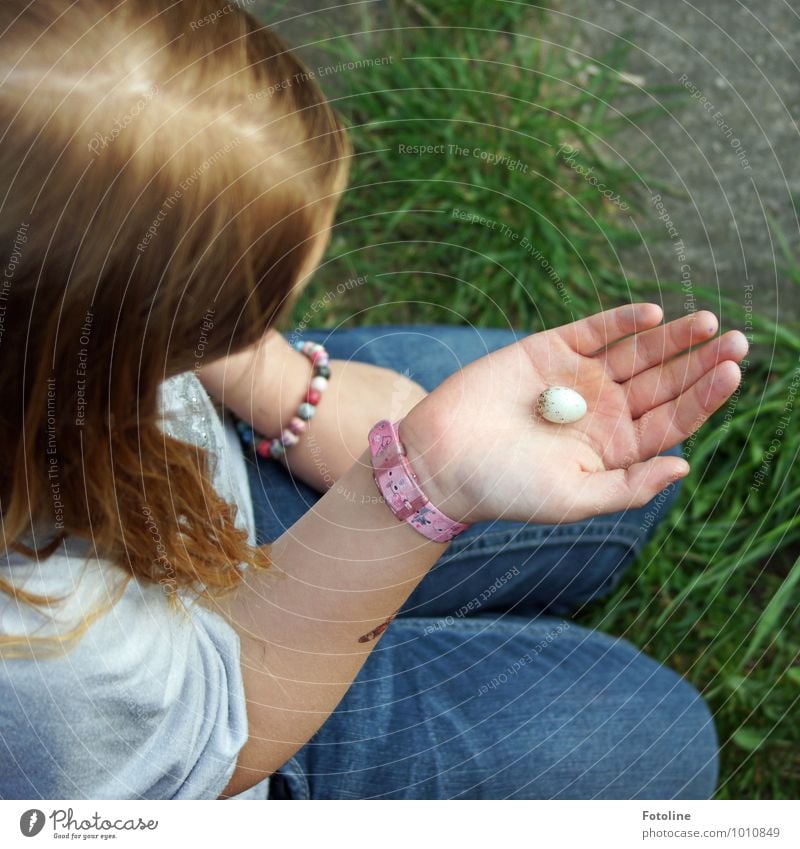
[0,0,350,655]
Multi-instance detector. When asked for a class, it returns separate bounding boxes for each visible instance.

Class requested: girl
[0,0,749,800]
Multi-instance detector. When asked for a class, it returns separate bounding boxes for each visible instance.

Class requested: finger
[602,310,719,382]
[556,303,664,356]
[569,456,690,519]
[625,330,749,419]
[633,360,742,460]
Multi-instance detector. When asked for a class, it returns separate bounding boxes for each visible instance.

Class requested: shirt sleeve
[0,563,250,800]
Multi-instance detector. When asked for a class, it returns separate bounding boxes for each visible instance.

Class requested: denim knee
[672,684,720,799]
[603,665,719,800]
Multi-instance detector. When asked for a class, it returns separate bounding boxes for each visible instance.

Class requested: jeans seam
[400,614,582,637]
[440,522,644,564]
[277,756,310,800]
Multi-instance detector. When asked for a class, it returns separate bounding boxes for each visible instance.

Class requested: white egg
[536,386,587,424]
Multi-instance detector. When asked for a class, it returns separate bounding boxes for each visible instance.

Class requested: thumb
[577,456,690,517]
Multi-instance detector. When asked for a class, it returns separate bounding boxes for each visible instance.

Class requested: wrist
[370,408,471,539]
[257,347,313,437]
[234,339,331,461]
[395,419,449,516]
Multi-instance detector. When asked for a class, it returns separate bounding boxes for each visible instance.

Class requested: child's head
[0,0,350,632]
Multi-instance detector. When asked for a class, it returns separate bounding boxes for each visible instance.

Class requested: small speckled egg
[536,386,587,424]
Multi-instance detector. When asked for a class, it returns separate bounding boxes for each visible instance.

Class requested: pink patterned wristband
[368,419,471,543]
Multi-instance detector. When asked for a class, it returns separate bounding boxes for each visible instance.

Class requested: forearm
[199,332,335,488]
[198,330,309,444]
[278,355,427,488]
[214,445,448,797]
[199,330,427,491]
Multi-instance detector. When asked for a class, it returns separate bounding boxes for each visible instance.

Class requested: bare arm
[213,446,447,797]
[198,330,427,491]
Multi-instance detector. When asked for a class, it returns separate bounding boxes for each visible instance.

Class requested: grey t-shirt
[0,372,268,800]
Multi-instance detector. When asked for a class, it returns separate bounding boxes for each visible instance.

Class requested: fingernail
[671,460,691,481]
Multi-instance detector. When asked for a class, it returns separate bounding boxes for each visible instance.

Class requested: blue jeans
[244,325,719,799]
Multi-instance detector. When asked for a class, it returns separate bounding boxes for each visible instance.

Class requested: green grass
[267,0,800,798]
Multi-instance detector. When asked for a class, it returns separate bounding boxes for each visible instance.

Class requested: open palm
[400,304,748,525]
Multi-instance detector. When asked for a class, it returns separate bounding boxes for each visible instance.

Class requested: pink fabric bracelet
[368,419,471,543]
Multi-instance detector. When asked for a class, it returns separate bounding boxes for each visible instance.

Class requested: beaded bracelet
[234,340,331,461]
